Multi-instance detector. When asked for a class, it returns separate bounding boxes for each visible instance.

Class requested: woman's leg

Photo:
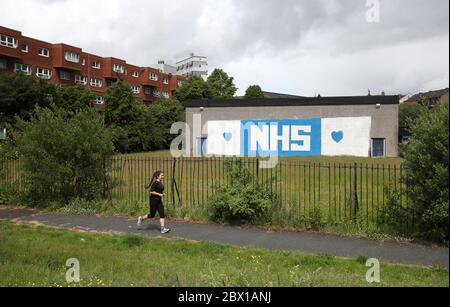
[158,203,170,233]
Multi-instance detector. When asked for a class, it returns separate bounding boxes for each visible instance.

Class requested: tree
[49,85,96,113]
[401,103,449,242]
[0,72,55,124]
[206,69,237,99]
[148,98,185,149]
[245,85,265,99]
[11,105,115,204]
[104,81,162,153]
[174,76,208,102]
[399,103,427,132]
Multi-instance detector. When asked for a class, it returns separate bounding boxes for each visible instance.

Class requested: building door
[371,138,386,157]
[196,137,207,156]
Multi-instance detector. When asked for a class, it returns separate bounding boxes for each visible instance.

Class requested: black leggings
[148,200,165,219]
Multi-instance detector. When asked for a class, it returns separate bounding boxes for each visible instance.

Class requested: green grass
[0,221,447,287]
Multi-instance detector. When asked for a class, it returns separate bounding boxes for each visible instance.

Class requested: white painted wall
[321,117,372,157]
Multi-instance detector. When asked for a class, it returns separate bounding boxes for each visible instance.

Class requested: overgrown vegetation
[6,105,115,205]
[208,159,278,225]
[401,104,449,242]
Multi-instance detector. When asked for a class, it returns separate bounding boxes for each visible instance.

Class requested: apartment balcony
[52,44,83,71]
[103,57,127,80]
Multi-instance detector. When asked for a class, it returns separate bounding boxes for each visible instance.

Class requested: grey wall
[186,104,399,157]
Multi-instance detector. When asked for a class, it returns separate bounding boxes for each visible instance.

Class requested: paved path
[0,206,448,268]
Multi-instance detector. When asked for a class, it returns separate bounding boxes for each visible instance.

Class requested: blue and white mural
[205,117,372,157]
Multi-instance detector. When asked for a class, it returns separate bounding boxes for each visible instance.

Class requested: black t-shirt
[150,181,164,201]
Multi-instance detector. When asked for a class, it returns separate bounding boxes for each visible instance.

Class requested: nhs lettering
[241,119,322,157]
[205,117,372,157]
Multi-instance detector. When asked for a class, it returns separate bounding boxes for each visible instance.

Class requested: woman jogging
[137,171,171,234]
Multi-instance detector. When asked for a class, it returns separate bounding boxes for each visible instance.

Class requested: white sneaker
[161,228,171,234]
[137,216,143,227]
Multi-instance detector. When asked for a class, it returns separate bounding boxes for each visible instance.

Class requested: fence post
[256,159,260,188]
[353,162,358,223]
[172,158,176,209]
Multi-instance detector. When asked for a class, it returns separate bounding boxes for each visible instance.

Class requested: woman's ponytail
[145,170,163,189]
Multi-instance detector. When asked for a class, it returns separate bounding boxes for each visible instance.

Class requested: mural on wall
[205,117,372,157]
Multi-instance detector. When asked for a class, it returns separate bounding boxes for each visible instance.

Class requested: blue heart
[332,131,344,143]
[223,132,233,142]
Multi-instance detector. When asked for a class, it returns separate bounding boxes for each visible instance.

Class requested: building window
[36,67,52,79]
[38,48,50,57]
[0,59,7,70]
[371,139,386,158]
[75,75,87,85]
[107,80,116,87]
[81,58,86,66]
[149,73,158,81]
[21,44,28,53]
[92,61,101,69]
[162,91,169,98]
[177,80,184,87]
[95,96,105,105]
[144,87,152,95]
[59,70,71,80]
[0,34,18,48]
[131,85,140,94]
[90,78,102,88]
[64,51,79,63]
[14,63,31,75]
[113,64,124,73]
[153,90,160,97]
[163,78,169,85]
[132,71,139,78]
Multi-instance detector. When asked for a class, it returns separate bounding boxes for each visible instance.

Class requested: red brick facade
[0,26,186,105]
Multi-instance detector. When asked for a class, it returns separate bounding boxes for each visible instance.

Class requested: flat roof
[185,95,400,108]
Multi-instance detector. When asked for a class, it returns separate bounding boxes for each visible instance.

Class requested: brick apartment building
[0,26,186,105]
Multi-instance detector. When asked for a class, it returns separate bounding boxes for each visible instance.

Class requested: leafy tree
[104,81,163,152]
[206,69,237,99]
[10,105,115,205]
[0,72,55,123]
[174,76,209,102]
[402,103,449,242]
[49,85,96,113]
[148,98,185,149]
[399,103,427,131]
[245,85,266,99]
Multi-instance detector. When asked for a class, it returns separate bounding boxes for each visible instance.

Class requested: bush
[11,105,115,205]
[0,185,8,205]
[401,103,449,242]
[208,159,277,224]
[377,190,410,236]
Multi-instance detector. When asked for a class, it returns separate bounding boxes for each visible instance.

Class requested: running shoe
[161,227,171,234]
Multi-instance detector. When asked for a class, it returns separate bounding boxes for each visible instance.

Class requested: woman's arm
[150,191,164,197]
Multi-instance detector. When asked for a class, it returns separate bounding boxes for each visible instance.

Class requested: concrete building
[176,53,208,80]
[185,95,400,158]
[152,60,177,75]
[0,26,186,105]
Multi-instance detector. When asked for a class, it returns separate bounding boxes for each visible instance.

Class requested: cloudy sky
[1,0,448,96]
